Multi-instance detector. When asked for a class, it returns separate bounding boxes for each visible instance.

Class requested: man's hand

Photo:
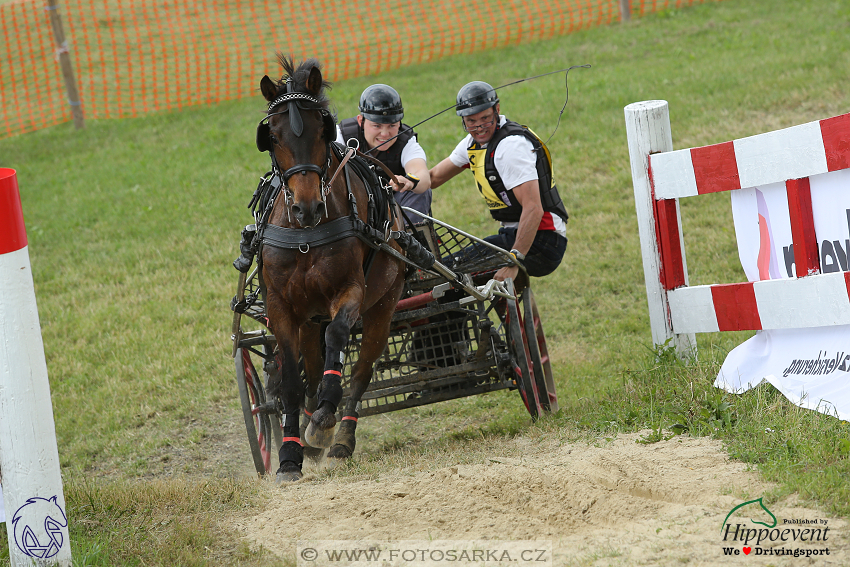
[494,265,520,282]
[390,175,415,193]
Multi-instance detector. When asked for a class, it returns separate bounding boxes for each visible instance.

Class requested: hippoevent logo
[720,497,831,558]
[782,350,850,377]
[11,496,68,560]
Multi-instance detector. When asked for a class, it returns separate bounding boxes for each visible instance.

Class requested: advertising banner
[718,169,850,420]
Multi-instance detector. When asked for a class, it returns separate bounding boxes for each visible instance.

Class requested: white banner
[721,169,850,421]
[716,325,850,421]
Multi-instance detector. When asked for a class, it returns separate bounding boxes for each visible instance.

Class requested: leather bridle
[258,83,333,226]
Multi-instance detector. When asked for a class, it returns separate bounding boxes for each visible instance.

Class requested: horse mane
[274,54,332,110]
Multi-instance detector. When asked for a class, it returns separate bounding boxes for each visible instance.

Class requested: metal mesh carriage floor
[339,295,516,417]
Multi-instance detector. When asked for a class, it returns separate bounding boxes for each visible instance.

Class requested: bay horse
[256,57,406,482]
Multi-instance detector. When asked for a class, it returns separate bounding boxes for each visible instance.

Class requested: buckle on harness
[299,243,310,254]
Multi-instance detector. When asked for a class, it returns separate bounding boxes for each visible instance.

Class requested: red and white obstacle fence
[624,100,850,357]
[1,169,72,566]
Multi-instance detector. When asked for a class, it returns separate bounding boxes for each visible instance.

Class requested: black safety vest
[338,118,415,177]
[467,120,569,224]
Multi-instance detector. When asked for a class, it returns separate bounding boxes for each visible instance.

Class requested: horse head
[258,56,337,228]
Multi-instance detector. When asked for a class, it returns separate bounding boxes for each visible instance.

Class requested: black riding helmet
[359,84,404,124]
[455,81,499,117]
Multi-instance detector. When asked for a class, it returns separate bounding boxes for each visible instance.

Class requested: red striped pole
[0,169,72,566]
[624,100,696,358]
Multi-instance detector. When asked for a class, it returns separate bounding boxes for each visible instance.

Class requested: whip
[361,64,591,156]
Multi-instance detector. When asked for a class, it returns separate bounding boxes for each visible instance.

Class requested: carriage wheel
[504,294,543,420]
[235,347,276,475]
[521,288,559,414]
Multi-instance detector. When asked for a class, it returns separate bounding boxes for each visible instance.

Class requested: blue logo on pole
[12,496,68,559]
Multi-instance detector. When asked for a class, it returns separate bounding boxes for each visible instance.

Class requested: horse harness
[233,85,436,315]
[253,142,397,257]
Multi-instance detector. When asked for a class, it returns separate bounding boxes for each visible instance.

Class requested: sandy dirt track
[236,432,847,566]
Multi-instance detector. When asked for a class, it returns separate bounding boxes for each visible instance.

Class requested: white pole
[624,101,696,358]
[0,168,72,566]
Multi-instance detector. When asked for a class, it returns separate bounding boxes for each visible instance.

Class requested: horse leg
[327,295,398,461]
[305,292,362,448]
[298,321,325,463]
[267,316,305,482]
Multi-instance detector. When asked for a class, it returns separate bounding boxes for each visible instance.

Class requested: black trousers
[483,227,567,277]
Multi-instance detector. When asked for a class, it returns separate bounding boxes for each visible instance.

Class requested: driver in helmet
[429,81,569,283]
[337,84,432,224]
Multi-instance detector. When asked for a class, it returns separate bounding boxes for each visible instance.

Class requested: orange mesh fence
[1,0,716,138]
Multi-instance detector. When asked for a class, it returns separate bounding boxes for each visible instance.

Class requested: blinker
[256,121,271,152]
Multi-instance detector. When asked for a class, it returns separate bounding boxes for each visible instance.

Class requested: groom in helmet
[337,84,432,224]
[429,81,568,283]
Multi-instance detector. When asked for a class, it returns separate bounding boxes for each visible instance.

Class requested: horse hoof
[305,421,336,448]
[275,469,302,483]
[327,444,353,460]
[305,406,337,448]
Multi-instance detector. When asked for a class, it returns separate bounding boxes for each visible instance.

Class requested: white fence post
[624,100,696,358]
[0,168,72,566]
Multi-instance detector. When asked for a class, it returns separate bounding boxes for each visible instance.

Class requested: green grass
[3,0,850,563]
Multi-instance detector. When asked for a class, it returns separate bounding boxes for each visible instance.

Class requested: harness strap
[282,163,322,181]
[326,146,356,189]
[260,211,436,273]
[353,161,380,284]
[262,217,362,249]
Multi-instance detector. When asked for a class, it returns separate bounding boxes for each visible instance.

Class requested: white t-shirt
[336,126,427,168]
[448,116,566,237]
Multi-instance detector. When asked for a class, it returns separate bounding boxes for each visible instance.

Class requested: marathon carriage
[230,210,559,475]
[230,57,561,477]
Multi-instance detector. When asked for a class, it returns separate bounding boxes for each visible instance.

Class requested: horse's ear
[322,112,336,142]
[306,65,323,96]
[260,75,277,102]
